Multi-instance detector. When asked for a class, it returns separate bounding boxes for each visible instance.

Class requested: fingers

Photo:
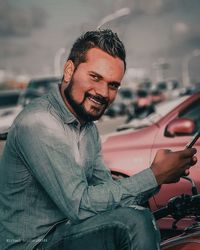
[179,153,197,177]
[160,148,196,159]
[152,147,198,185]
[172,148,197,169]
[180,148,197,158]
[184,169,190,176]
[181,154,197,175]
[184,155,197,167]
[191,155,198,166]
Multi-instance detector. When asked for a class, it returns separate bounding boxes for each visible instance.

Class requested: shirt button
[73,121,79,127]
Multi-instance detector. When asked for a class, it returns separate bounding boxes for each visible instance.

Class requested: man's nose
[95,82,109,98]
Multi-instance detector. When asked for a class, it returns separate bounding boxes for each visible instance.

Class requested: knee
[128,206,155,228]
[87,207,160,249]
[112,206,157,232]
[113,207,160,249]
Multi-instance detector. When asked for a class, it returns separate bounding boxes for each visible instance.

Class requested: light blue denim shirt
[0,85,158,250]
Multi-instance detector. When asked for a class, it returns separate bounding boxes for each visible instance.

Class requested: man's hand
[150,148,197,185]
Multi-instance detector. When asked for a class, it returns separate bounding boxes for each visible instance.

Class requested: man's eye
[108,83,120,90]
[91,75,99,82]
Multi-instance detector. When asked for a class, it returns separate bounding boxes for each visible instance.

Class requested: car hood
[102,124,159,152]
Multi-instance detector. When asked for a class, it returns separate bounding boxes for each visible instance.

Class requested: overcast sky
[1,0,200,84]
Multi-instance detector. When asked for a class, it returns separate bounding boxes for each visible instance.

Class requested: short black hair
[67,29,126,71]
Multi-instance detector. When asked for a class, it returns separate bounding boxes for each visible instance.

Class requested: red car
[102,91,200,232]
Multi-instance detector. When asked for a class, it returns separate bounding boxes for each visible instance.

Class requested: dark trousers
[35,206,160,250]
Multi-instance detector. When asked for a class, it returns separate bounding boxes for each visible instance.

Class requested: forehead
[79,48,125,80]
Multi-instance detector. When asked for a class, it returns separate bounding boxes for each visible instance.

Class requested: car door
[150,95,200,229]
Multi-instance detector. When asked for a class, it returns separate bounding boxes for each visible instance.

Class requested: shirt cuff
[121,167,159,194]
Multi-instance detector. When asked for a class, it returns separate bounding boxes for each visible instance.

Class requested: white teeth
[88,97,101,105]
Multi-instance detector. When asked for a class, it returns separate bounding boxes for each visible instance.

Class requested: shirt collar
[49,84,78,124]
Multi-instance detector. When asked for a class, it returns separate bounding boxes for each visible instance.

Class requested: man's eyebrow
[89,71,103,80]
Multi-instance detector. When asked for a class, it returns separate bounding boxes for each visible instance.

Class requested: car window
[28,78,60,93]
[18,91,41,106]
[148,97,188,123]
[179,99,200,131]
[0,93,20,108]
[119,88,134,99]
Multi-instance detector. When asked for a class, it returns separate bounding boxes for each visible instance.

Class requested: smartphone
[186,130,200,148]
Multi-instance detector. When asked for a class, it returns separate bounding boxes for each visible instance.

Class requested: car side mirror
[164,118,196,137]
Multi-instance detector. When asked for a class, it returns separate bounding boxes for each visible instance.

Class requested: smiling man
[61,47,124,123]
[0,29,197,250]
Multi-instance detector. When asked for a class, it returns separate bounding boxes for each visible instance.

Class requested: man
[0,29,197,250]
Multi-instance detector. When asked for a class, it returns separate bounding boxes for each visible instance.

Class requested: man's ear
[63,60,75,82]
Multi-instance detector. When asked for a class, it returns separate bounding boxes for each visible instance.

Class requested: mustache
[85,93,109,106]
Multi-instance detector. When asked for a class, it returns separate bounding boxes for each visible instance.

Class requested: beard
[64,78,109,122]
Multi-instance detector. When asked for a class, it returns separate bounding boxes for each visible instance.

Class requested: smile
[87,96,104,106]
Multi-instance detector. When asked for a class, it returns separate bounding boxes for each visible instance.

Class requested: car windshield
[147,96,188,124]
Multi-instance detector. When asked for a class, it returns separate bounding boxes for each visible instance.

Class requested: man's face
[63,48,125,122]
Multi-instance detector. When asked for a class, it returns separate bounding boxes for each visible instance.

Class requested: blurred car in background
[118,87,135,103]
[0,90,21,115]
[17,89,41,107]
[150,89,166,105]
[102,91,200,232]
[153,79,180,101]
[104,96,126,118]
[27,76,61,94]
[104,87,135,118]
[20,76,61,106]
[0,76,61,133]
[126,89,155,123]
[179,82,200,96]
[0,90,21,132]
[117,96,188,131]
